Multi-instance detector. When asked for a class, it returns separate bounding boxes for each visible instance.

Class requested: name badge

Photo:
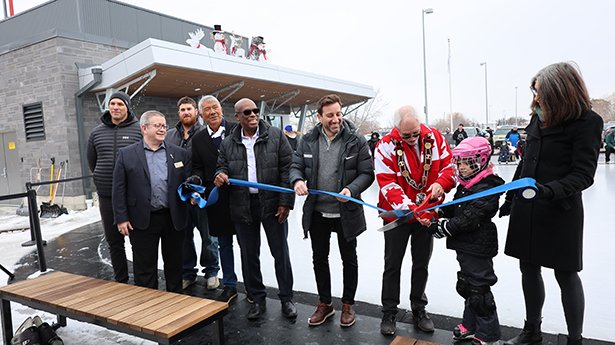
[174,161,184,168]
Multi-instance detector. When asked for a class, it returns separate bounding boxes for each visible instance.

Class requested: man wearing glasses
[214,98,296,320]
[374,105,455,335]
[112,111,191,293]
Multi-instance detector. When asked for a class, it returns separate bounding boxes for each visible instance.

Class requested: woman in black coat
[499,62,603,345]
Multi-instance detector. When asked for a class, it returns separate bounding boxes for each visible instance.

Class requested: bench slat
[51,281,120,306]
[106,292,182,325]
[151,299,226,338]
[66,284,139,312]
[119,296,193,333]
[92,289,161,318]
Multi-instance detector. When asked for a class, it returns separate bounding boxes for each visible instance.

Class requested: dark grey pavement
[7,222,613,345]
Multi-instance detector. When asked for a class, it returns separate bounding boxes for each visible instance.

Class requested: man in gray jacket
[290,94,374,328]
[214,98,296,321]
[87,91,142,283]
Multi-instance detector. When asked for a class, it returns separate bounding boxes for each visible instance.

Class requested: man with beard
[167,96,220,291]
[290,94,374,327]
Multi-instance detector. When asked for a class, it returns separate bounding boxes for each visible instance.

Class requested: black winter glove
[427,219,452,239]
[535,182,554,200]
[498,199,512,218]
[519,182,554,200]
[184,175,203,186]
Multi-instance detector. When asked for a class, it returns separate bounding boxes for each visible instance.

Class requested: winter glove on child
[427,219,452,239]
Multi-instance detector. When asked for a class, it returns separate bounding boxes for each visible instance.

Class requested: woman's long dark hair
[530,62,591,127]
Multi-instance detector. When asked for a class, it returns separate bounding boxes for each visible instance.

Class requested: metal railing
[0,175,92,281]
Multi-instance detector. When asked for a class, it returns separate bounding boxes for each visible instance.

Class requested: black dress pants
[99,195,128,283]
[234,194,294,305]
[129,210,185,293]
[309,212,358,305]
[381,221,433,315]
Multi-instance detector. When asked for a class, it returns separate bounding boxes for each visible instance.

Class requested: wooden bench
[0,271,228,345]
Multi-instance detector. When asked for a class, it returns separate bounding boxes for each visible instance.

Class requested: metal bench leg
[53,314,67,329]
[1,298,13,344]
[216,317,225,345]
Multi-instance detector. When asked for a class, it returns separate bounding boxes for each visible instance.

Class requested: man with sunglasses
[374,105,455,335]
[214,98,296,320]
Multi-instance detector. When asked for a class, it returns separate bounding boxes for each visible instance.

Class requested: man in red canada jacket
[375,105,455,335]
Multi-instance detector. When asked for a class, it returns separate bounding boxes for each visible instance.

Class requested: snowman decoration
[211,24,228,54]
[185,28,212,51]
[229,33,246,58]
[247,36,268,62]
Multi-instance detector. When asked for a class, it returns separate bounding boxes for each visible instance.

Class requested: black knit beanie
[109,91,131,109]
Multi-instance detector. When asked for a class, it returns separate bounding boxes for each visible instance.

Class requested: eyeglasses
[400,131,421,140]
[239,108,260,116]
[530,86,538,97]
[146,123,168,130]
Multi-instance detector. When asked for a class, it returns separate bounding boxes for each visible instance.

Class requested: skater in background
[368,132,380,157]
[427,136,504,345]
[499,62,603,345]
[453,123,468,146]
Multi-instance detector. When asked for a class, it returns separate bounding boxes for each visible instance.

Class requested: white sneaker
[206,276,220,290]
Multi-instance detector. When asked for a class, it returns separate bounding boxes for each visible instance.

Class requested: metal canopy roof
[84,38,374,111]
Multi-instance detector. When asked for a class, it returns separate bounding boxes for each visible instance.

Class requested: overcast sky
[7,0,615,126]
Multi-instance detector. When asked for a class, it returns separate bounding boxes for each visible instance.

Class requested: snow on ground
[1,160,614,343]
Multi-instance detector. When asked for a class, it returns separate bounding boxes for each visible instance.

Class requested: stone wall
[0,37,123,205]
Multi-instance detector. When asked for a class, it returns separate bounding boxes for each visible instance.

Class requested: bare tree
[432,112,477,132]
[592,97,615,121]
[343,89,389,136]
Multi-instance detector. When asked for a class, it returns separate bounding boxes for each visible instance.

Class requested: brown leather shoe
[340,303,356,327]
[308,302,334,326]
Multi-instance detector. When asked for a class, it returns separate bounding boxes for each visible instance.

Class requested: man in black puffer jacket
[87,91,142,283]
[214,98,296,321]
[289,94,374,328]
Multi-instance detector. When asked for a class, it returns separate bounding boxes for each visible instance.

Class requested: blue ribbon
[378,177,537,219]
[177,183,219,208]
[219,177,536,219]
[227,178,387,212]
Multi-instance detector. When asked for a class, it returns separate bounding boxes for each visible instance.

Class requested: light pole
[422,8,434,125]
[480,62,488,127]
[514,86,518,126]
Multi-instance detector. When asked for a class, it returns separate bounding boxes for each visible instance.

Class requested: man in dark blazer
[113,110,191,293]
[190,95,240,303]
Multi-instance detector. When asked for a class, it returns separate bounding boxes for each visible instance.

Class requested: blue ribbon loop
[177,183,219,208]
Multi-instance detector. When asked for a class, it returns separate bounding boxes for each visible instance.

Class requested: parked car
[493,125,526,148]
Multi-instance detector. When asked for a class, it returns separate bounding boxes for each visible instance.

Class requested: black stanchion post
[26,188,47,272]
[22,183,46,248]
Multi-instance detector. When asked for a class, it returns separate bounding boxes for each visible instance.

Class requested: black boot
[504,320,542,345]
[567,337,582,345]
